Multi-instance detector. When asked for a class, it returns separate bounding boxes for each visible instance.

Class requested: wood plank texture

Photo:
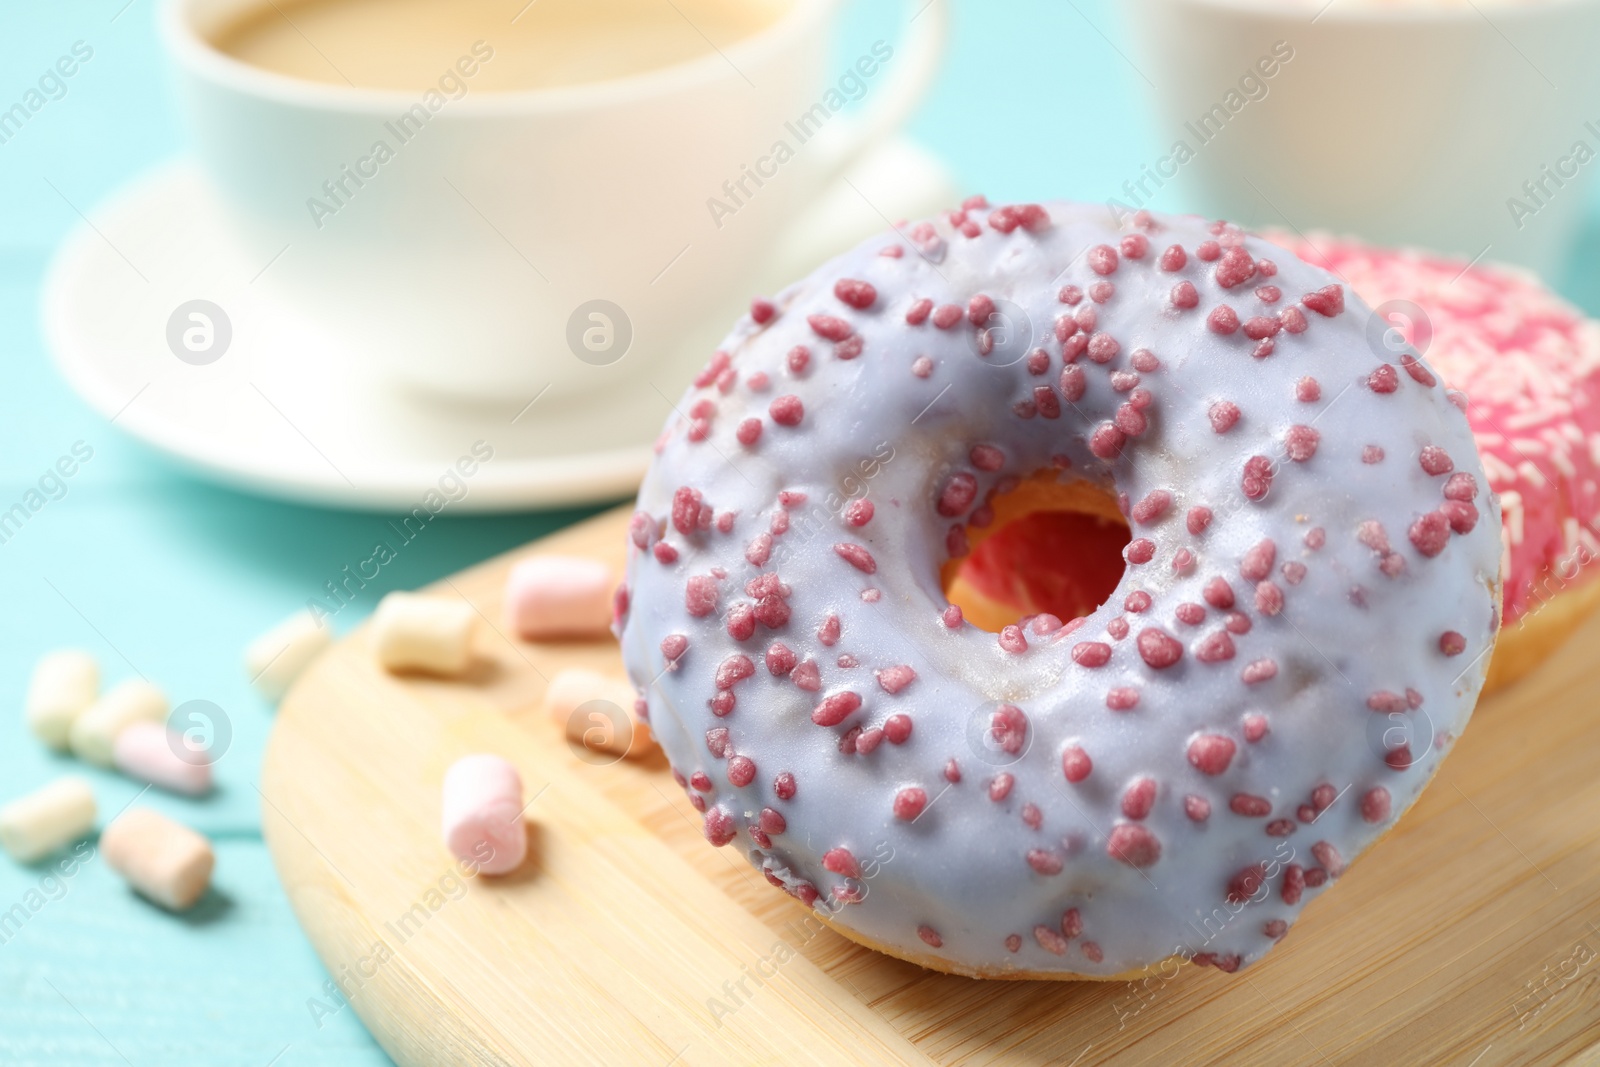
[262,506,1600,1066]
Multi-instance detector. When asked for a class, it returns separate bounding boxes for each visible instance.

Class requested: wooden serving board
[263,506,1600,1066]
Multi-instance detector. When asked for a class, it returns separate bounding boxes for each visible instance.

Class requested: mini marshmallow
[245,609,333,701]
[544,668,654,759]
[0,776,96,864]
[70,679,168,767]
[505,555,614,640]
[99,808,214,911]
[26,649,99,750]
[441,754,528,875]
[372,592,476,676]
[112,721,213,796]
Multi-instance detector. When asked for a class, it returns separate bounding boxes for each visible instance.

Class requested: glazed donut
[616,200,1502,979]
[1269,232,1600,691]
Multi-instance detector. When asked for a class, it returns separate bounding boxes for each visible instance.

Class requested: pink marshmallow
[441,754,528,876]
[111,721,213,796]
[505,555,613,640]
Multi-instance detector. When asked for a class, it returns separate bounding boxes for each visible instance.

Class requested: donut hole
[943,476,1130,633]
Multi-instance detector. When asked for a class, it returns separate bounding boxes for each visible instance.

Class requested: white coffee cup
[1122,0,1600,277]
[160,0,947,405]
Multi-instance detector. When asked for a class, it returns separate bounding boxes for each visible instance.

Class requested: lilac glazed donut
[614,199,1502,979]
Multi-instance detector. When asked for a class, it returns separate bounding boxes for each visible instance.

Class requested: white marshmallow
[544,668,654,759]
[245,609,333,701]
[25,649,99,750]
[112,722,213,796]
[504,555,614,640]
[441,754,527,875]
[0,777,96,863]
[99,808,214,911]
[372,592,476,676]
[70,679,168,767]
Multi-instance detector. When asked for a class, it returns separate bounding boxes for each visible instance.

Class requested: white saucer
[43,142,958,512]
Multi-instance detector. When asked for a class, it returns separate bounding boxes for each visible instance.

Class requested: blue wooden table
[2,2,1596,1063]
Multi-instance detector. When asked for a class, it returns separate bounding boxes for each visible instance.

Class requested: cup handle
[809,0,949,186]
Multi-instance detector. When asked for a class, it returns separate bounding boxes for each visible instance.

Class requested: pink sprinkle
[1081,941,1104,964]
[1124,539,1156,566]
[1255,581,1284,616]
[1209,400,1241,434]
[877,665,916,694]
[1088,244,1119,275]
[833,542,877,574]
[1034,925,1069,955]
[1419,446,1454,476]
[911,356,934,378]
[1196,240,1221,262]
[787,346,810,375]
[1241,455,1274,501]
[1240,539,1277,582]
[1203,577,1236,609]
[790,659,825,694]
[1106,687,1140,711]
[1207,306,1240,334]
[932,304,963,329]
[703,807,736,847]
[989,773,1015,801]
[968,293,996,327]
[1121,233,1149,259]
[727,755,756,787]
[1282,864,1305,905]
[1242,660,1278,685]
[998,625,1028,654]
[834,278,876,309]
[823,847,861,878]
[1131,489,1172,525]
[1231,794,1271,817]
[916,924,943,948]
[1106,823,1161,867]
[807,314,852,341]
[937,473,978,517]
[1195,630,1235,663]
[843,499,875,528]
[1137,627,1183,669]
[944,759,962,784]
[1027,849,1063,875]
[1062,745,1093,783]
[750,298,776,324]
[1301,285,1345,317]
[1188,734,1236,775]
[1369,365,1400,394]
[765,643,796,676]
[941,604,964,629]
[715,655,754,690]
[774,772,797,800]
[1187,506,1213,535]
[1257,285,1282,303]
[1279,306,1308,334]
[1185,795,1211,822]
[1172,281,1199,309]
[1072,642,1112,668]
[653,542,679,564]
[1214,246,1256,288]
[1439,631,1466,656]
[769,395,804,427]
[1363,445,1385,465]
[685,575,719,617]
[894,787,928,821]
[906,297,934,325]
[1409,511,1450,557]
[854,727,883,753]
[812,690,861,727]
[1089,423,1126,459]
[1444,472,1479,501]
[1122,777,1157,819]
[1242,714,1270,743]
[1361,787,1392,823]
[1311,840,1345,877]
[1159,244,1186,271]
[1125,590,1153,613]
[1284,425,1319,462]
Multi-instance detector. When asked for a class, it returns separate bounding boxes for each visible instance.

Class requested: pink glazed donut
[615,200,1502,979]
